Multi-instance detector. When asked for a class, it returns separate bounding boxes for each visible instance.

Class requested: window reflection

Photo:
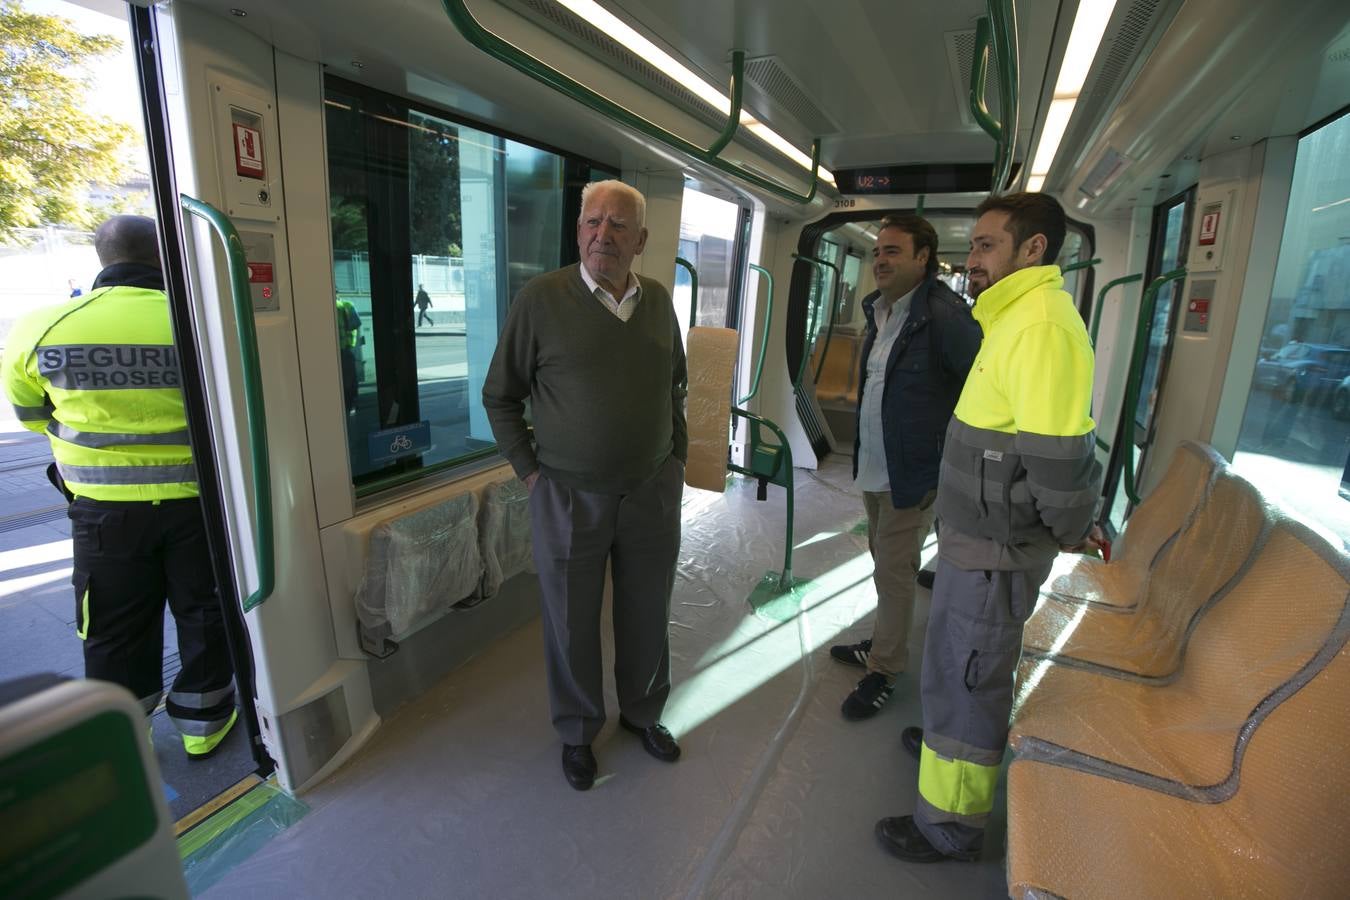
[674,187,741,333]
[324,81,613,492]
[1234,109,1350,544]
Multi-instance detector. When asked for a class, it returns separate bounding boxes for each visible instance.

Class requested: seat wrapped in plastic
[1021,469,1268,675]
[354,492,483,655]
[476,477,534,603]
[1011,519,1346,784]
[811,332,861,407]
[1007,550,1350,898]
[1046,441,1224,609]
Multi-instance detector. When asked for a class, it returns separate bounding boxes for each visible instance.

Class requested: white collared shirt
[855,285,917,493]
[579,263,642,322]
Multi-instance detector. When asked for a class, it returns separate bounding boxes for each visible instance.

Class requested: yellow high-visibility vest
[1,285,197,501]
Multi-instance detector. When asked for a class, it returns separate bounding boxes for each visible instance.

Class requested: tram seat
[811,332,861,407]
[1044,440,1225,610]
[1006,516,1350,898]
[474,476,534,604]
[1020,468,1267,675]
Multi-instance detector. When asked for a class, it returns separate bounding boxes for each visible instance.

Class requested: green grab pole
[1062,257,1102,274]
[179,194,275,611]
[740,264,774,405]
[731,407,794,588]
[441,0,820,205]
[1121,267,1186,507]
[706,50,744,158]
[675,257,698,326]
[791,253,838,388]
[916,194,925,216]
[1091,272,1143,347]
[990,0,1020,194]
[968,17,1002,143]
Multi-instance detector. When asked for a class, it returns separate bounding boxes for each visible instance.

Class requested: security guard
[2,215,237,758]
[876,193,1104,862]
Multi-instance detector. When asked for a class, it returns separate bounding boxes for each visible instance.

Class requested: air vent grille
[743,56,841,138]
[1082,0,1162,115]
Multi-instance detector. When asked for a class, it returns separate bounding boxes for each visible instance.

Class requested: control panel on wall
[212,79,282,312]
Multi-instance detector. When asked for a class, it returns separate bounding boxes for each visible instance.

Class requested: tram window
[674,186,742,334]
[839,251,863,325]
[1233,108,1350,544]
[323,78,615,492]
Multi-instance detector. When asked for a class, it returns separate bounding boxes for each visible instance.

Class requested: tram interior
[0,0,1348,897]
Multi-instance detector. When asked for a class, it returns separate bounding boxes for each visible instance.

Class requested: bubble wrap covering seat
[1046,441,1224,609]
[1006,516,1350,899]
[1021,470,1268,675]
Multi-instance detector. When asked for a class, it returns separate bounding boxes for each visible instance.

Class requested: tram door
[1102,188,1196,529]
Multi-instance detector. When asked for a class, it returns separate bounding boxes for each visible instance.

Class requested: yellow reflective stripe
[918,741,999,817]
[182,708,238,756]
[77,585,91,640]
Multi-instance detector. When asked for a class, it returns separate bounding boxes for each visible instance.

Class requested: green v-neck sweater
[483,264,688,494]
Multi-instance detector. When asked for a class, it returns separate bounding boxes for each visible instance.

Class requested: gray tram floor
[202,454,1010,900]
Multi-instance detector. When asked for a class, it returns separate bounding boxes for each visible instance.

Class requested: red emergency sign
[233,123,265,179]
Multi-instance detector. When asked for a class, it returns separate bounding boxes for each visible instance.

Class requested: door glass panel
[674,187,741,334]
[1233,110,1350,544]
[1135,201,1188,429]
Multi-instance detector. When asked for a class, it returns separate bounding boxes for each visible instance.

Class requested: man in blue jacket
[830,214,982,718]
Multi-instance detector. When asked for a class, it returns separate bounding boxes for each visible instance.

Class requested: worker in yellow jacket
[876,193,1104,862]
[1,215,237,758]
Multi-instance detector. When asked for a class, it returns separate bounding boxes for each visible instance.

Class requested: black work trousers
[69,497,235,734]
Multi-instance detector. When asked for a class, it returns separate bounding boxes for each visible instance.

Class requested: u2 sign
[368,421,431,465]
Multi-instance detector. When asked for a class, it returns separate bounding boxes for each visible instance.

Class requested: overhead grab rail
[1120,267,1187,507]
[179,194,275,611]
[441,1,820,205]
[739,264,774,405]
[970,1,1021,195]
[706,50,745,158]
[793,253,845,385]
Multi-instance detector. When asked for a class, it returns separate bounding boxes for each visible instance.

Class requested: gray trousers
[528,456,683,745]
[915,557,1052,858]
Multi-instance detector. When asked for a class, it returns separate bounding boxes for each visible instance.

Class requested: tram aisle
[201,455,1009,899]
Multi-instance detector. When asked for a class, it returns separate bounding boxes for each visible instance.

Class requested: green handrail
[1120,267,1186,506]
[793,253,842,385]
[740,264,774,405]
[1091,272,1142,347]
[991,0,1020,195]
[1062,257,1102,274]
[969,17,1002,143]
[441,0,820,205]
[730,407,794,589]
[916,194,926,216]
[675,256,698,326]
[706,50,745,158]
[180,194,275,611]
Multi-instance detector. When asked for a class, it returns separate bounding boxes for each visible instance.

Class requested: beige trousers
[862,489,936,677]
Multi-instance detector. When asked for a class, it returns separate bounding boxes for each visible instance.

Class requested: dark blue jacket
[852,276,982,509]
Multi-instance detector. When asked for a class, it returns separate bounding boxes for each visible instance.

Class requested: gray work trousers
[915,557,1053,858]
[528,456,684,746]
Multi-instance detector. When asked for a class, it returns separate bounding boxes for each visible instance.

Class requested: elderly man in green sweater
[483,179,688,791]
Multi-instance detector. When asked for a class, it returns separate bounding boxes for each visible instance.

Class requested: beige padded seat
[1021,469,1268,675]
[1010,519,1347,787]
[1047,441,1224,609]
[811,332,861,407]
[1007,612,1350,899]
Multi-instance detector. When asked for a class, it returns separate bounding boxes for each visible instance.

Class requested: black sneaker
[829,638,872,668]
[916,569,936,590]
[842,672,894,720]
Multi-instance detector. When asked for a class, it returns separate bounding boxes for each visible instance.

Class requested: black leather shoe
[619,715,681,762]
[876,816,954,863]
[902,726,923,762]
[561,743,597,791]
[916,569,936,590]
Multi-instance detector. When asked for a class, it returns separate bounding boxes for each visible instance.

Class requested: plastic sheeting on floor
[202,455,1011,899]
